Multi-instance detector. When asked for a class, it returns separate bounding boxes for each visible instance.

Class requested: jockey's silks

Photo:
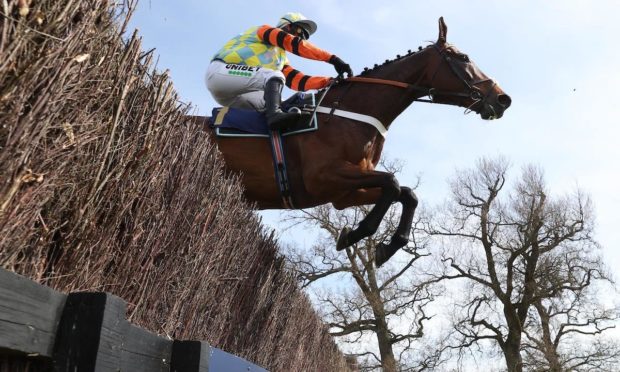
[214,26,287,70]
[213,25,333,91]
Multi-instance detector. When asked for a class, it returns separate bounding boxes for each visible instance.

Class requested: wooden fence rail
[0,268,268,371]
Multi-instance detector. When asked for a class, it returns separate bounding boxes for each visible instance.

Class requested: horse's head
[425,17,511,119]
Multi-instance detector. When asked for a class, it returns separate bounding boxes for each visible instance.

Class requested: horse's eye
[458,54,470,62]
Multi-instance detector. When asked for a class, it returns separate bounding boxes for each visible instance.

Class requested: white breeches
[205,60,285,110]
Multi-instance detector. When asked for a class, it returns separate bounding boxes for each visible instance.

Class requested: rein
[346,77,412,90]
[344,76,434,103]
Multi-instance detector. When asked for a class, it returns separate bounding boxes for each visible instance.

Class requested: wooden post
[53,292,126,371]
[171,340,210,372]
[0,268,66,357]
[122,323,172,371]
[52,292,174,371]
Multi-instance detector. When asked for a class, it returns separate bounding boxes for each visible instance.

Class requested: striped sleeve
[257,25,332,62]
[282,65,332,91]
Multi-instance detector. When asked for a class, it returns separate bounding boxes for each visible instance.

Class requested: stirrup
[268,111,299,130]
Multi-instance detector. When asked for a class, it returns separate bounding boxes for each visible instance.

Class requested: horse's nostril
[498,94,512,108]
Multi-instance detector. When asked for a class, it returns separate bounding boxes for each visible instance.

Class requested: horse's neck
[329,53,430,130]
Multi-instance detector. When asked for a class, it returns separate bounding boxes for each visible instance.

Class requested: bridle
[342,44,497,115]
[308,44,501,134]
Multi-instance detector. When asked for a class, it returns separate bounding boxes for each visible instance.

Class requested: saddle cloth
[209,93,318,138]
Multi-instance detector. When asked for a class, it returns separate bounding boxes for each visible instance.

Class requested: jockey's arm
[281,65,332,91]
[257,25,333,61]
[257,25,333,91]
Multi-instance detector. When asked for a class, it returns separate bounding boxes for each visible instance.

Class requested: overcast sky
[130,1,620,282]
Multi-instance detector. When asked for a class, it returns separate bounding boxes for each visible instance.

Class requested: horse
[188,17,511,267]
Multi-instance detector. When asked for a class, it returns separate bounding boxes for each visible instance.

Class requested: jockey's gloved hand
[329,55,353,78]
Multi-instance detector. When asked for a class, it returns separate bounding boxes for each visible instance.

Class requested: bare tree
[425,157,619,372]
[521,249,620,371]
[283,161,445,372]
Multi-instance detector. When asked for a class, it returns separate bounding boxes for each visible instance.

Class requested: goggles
[286,24,310,40]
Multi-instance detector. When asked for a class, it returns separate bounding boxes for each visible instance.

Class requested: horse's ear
[437,16,447,44]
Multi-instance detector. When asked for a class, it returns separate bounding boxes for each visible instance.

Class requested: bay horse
[189,18,511,267]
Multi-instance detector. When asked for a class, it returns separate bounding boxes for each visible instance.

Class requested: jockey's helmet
[276,12,317,40]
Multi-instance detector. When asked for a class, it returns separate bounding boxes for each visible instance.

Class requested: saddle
[209,93,319,138]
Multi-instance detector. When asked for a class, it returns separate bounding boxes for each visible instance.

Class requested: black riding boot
[264,78,304,131]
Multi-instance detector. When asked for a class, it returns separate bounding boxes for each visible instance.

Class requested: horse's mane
[358,44,428,76]
[315,42,445,96]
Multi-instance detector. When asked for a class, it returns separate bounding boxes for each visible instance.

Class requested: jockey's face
[284,24,309,40]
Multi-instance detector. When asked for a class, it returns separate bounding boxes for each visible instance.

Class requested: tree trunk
[503,331,523,372]
[366,264,398,371]
[534,303,562,372]
[376,318,397,372]
[503,348,523,372]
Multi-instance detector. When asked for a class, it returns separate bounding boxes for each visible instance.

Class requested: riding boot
[264,78,306,131]
[281,92,301,109]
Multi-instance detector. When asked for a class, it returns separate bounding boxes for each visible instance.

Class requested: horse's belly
[215,138,283,206]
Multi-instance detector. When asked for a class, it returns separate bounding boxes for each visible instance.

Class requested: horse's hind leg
[375,187,418,267]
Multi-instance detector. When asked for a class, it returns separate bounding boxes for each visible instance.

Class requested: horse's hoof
[375,243,389,267]
[392,235,408,249]
[336,227,351,251]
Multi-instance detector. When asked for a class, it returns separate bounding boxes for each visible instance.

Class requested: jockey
[206,12,353,130]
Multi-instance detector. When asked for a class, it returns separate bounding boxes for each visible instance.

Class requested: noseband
[344,44,497,113]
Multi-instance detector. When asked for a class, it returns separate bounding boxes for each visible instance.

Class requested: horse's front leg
[374,186,418,267]
[333,172,401,251]
[332,186,418,267]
